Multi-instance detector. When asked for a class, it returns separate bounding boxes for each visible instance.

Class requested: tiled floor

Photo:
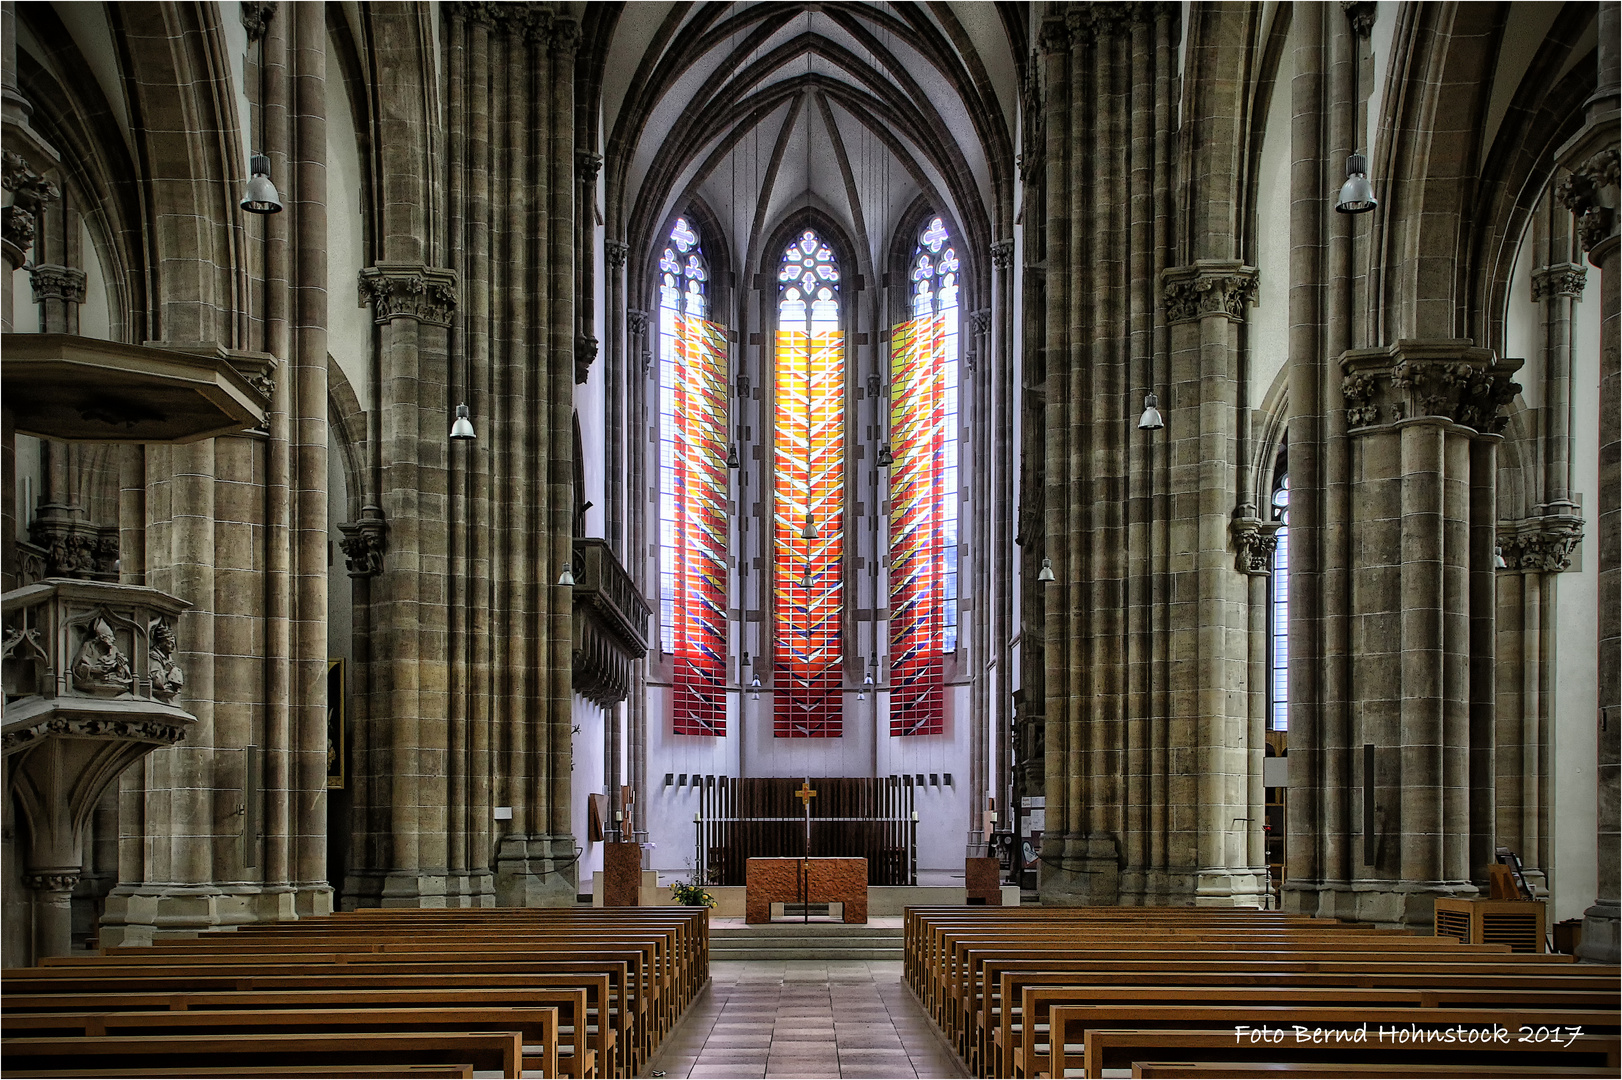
[643,960,969,1079]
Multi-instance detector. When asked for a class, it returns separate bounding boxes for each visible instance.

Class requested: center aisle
[640,958,968,1079]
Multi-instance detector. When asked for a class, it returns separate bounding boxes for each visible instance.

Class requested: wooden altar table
[746,857,868,923]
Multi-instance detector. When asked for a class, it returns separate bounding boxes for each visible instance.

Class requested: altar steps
[710,920,904,961]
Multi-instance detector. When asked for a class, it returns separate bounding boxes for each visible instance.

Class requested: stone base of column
[1576,901,1620,963]
[1286,878,1479,930]
[100,882,334,946]
[1118,869,1197,906]
[1037,834,1119,905]
[494,835,580,907]
[341,869,496,910]
[1194,866,1272,907]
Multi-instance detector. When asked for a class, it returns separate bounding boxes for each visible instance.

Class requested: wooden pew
[4,985,591,1077]
[1080,1029,1621,1080]
[27,950,643,1071]
[1,1031,525,1078]
[7,960,627,1076]
[1129,1061,1620,1078]
[4,1005,559,1078]
[6,1066,477,1078]
[983,959,1621,1077]
[993,976,1622,1080]
[1045,1005,1622,1079]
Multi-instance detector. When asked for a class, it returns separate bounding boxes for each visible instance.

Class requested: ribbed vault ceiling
[604,2,1020,300]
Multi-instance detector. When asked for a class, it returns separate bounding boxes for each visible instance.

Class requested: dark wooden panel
[699,777,916,885]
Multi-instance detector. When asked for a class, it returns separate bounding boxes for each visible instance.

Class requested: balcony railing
[570,538,650,708]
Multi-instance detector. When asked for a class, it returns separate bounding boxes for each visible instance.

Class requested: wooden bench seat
[3,907,712,1079]
[4,1004,560,1078]
[1,1031,526,1078]
[943,941,1566,1054]
[1076,1028,1621,1080]
[4,1065,478,1078]
[1043,1005,1622,1079]
[6,962,626,1076]
[1128,1060,1621,1078]
[1004,983,1622,1080]
[3,985,593,1077]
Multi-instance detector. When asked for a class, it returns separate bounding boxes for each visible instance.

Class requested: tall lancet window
[1269,471,1290,731]
[887,216,959,736]
[773,230,844,738]
[659,216,729,736]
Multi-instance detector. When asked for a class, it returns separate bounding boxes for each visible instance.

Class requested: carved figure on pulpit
[148,619,185,703]
[73,617,132,694]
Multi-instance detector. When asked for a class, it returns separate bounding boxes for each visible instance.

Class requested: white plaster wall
[571,693,608,897]
[1550,271,1601,925]
[222,3,254,184]
[45,5,134,160]
[1503,233,1542,411]
[79,220,112,341]
[1366,3,1399,163]
[9,267,39,333]
[1249,34,1293,412]
[326,33,372,412]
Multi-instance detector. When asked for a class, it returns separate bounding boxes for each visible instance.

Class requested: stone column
[1335,341,1520,927]
[30,264,85,335]
[356,263,459,907]
[1554,22,1618,956]
[1495,519,1583,895]
[1161,261,1266,907]
[605,239,628,554]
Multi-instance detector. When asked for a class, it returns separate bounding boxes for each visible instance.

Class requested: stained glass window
[887,217,959,736]
[659,216,729,736]
[1269,474,1289,732]
[773,230,844,738]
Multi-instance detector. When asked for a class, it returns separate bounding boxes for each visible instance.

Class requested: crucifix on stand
[795,778,816,923]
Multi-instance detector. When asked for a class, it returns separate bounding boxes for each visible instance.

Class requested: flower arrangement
[669,879,717,908]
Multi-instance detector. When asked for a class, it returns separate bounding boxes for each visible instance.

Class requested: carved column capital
[2,150,57,263]
[990,239,1014,271]
[970,309,992,335]
[1161,262,1258,324]
[1531,262,1588,301]
[604,240,628,270]
[444,1,507,29]
[1038,16,1072,55]
[337,506,389,579]
[1498,515,1585,574]
[1340,1,1377,36]
[1339,340,1521,435]
[1230,517,1279,576]
[577,151,603,185]
[24,872,81,893]
[576,333,599,385]
[549,17,581,56]
[241,1,276,40]
[626,309,648,336]
[359,264,458,327]
[29,264,87,306]
[1556,148,1620,255]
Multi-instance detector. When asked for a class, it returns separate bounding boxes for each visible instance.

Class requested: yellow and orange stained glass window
[773,230,844,737]
[888,216,959,736]
[659,217,729,736]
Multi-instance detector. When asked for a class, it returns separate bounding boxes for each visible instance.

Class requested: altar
[746,857,868,923]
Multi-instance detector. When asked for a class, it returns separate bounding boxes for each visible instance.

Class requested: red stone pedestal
[746,857,867,923]
[602,842,643,906]
[965,856,1003,905]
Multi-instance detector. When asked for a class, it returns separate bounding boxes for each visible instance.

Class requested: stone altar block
[746,857,867,923]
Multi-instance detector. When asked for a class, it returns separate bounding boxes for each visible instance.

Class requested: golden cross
[794,780,817,808]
